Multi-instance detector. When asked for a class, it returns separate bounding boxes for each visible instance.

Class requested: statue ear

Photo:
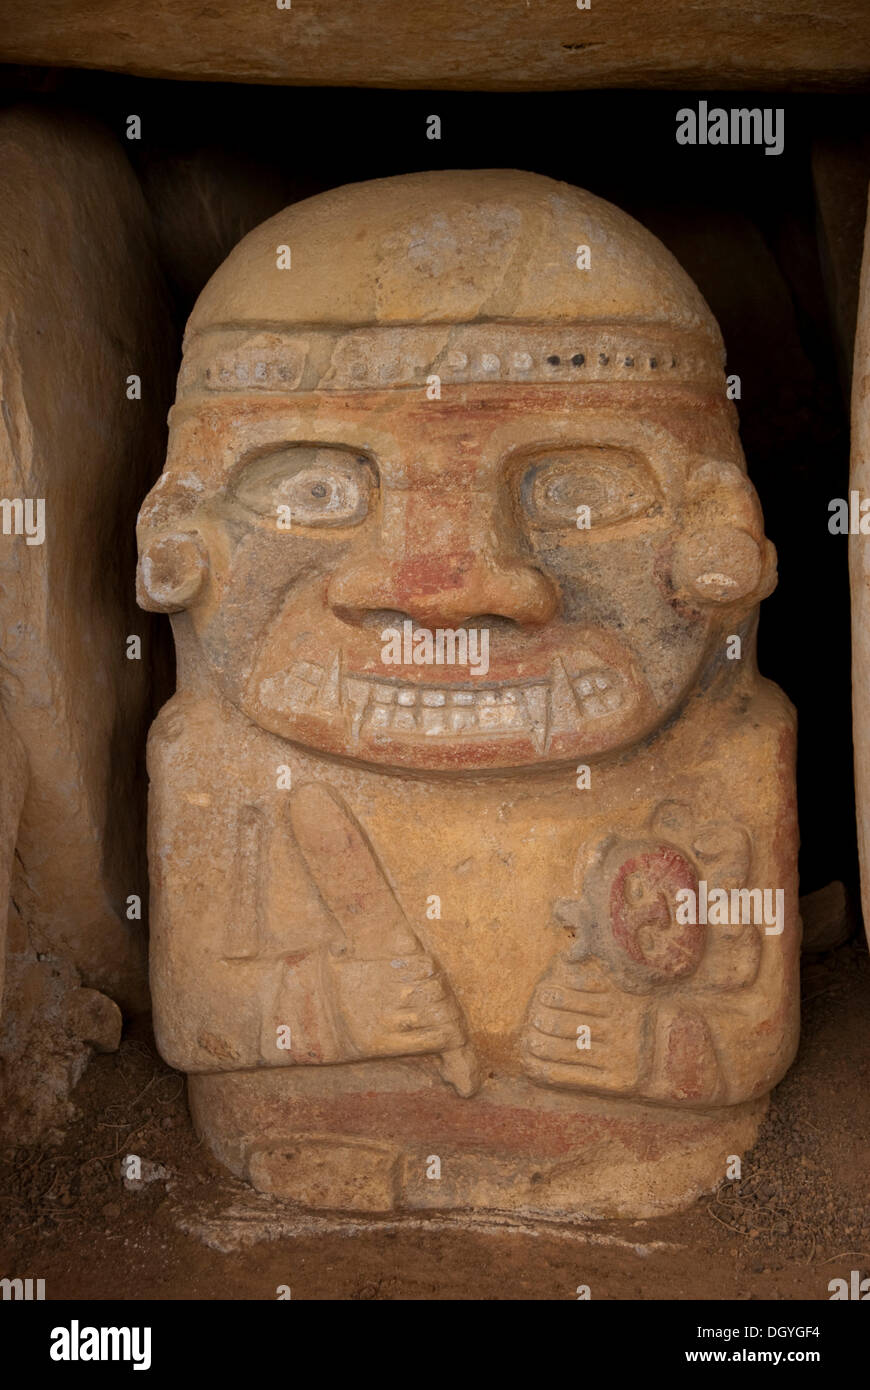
[672,523,768,607]
[673,460,775,609]
[136,530,208,613]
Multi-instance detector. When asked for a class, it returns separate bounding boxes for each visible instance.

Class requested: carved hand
[521,956,652,1096]
[289,782,479,1096]
[327,952,465,1058]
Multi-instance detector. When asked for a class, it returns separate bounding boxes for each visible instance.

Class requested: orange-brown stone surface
[0,108,172,1140]
[0,108,173,1009]
[0,1,867,91]
[139,171,800,1216]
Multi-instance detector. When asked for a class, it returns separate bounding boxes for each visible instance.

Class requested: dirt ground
[1,937,868,1301]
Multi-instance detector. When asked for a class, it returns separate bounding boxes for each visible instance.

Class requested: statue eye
[232,446,373,526]
[520,449,659,529]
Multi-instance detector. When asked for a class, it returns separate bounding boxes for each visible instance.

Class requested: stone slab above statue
[137,170,799,1218]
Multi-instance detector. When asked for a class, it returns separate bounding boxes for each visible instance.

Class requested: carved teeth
[343,677,371,744]
[449,707,476,733]
[315,651,343,713]
[571,669,623,721]
[599,687,622,712]
[522,684,548,754]
[265,659,625,741]
[367,704,392,730]
[392,706,418,732]
[548,657,583,743]
[344,677,370,709]
[361,688,528,738]
[421,707,448,735]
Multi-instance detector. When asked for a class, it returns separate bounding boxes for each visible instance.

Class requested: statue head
[137,170,775,773]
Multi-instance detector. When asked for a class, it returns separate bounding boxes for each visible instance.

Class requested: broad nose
[328,493,558,628]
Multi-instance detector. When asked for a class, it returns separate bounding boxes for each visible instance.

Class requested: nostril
[330,602,400,629]
[469,613,524,634]
[332,605,528,635]
[329,554,559,628]
[356,608,412,633]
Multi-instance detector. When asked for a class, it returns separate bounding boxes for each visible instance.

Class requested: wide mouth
[258,655,627,754]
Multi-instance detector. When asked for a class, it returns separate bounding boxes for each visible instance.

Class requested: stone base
[189,1062,767,1220]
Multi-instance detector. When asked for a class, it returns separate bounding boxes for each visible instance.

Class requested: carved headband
[177,323,725,398]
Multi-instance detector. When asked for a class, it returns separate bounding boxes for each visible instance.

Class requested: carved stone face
[137,172,775,773]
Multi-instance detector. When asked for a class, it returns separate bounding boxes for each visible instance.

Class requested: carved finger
[390,956,437,982]
[383,1024,465,1054]
[401,976,450,1006]
[524,1056,623,1090]
[531,1005,615,1041]
[551,957,614,993]
[524,1031,610,1064]
[387,998,460,1031]
[536,984,613,1016]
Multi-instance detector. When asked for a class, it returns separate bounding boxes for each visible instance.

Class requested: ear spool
[136,530,208,612]
[673,524,764,605]
[672,461,774,608]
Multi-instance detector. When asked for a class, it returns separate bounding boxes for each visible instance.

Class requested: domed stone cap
[185,169,722,347]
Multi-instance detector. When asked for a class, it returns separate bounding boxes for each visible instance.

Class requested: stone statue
[137,170,799,1217]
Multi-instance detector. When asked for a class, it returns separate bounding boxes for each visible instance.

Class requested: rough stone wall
[0,1,866,90]
[0,108,174,1142]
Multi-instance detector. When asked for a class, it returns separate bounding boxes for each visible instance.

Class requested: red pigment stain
[255,1090,720,1161]
[610,847,701,976]
[664,1013,712,1101]
[394,551,477,596]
